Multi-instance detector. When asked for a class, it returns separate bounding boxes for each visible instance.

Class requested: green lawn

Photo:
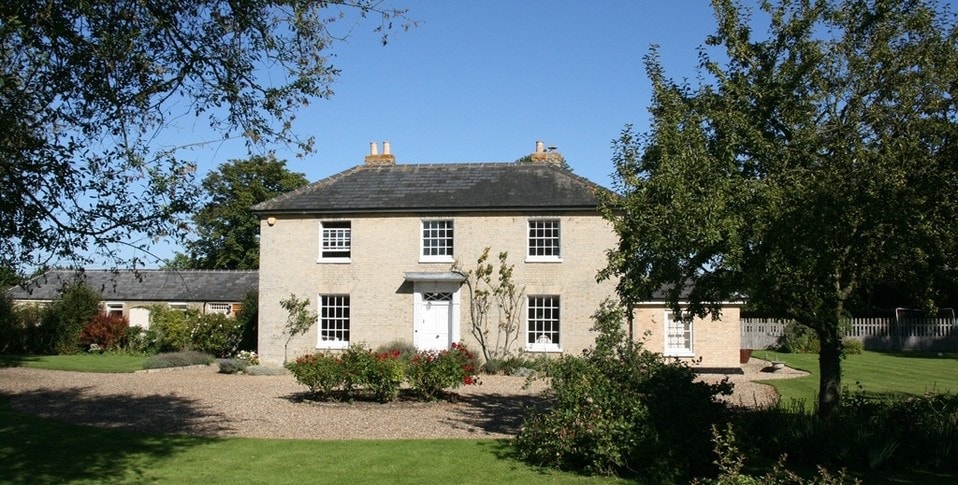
[0,395,623,484]
[0,354,148,373]
[756,350,958,410]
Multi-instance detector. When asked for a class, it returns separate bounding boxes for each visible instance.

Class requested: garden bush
[143,351,215,369]
[776,321,819,353]
[287,342,479,402]
[734,392,958,475]
[79,313,130,352]
[35,282,102,354]
[236,291,258,351]
[244,364,287,376]
[217,358,249,374]
[287,353,345,398]
[406,342,479,400]
[146,305,195,352]
[375,340,418,362]
[513,301,732,481]
[190,312,243,357]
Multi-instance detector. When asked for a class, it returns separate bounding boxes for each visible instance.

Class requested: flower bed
[286,343,479,402]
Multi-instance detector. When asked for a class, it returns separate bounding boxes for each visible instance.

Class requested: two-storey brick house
[252,142,742,368]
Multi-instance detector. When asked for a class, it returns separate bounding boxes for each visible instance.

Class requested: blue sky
[174,1,728,189]
[141,1,739,264]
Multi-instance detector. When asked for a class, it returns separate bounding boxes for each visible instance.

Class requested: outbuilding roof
[6,270,258,302]
[251,162,607,215]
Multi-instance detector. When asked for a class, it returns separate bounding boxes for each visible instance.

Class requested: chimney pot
[535,140,545,153]
[364,140,396,166]
[529,140,564,167]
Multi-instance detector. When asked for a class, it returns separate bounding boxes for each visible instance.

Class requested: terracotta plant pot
[739,349,753,364]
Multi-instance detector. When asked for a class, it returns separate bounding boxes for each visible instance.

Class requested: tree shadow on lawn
[1,389,228,483]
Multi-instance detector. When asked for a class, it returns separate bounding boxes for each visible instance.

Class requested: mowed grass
[0,395,624,484]
[757,350,958,410]
[0,354,148,373]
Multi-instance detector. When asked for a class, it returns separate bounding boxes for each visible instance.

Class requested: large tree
[601,0,958,417]
[182,155,308,269]
[1,0,407,272]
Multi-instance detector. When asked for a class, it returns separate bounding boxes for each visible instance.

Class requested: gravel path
[0,359,807,440]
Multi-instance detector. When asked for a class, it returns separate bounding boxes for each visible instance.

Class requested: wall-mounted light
[266,217,277,226]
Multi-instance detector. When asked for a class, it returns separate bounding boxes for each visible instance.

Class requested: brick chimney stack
[529,140,564,166]
[365,141,396,166]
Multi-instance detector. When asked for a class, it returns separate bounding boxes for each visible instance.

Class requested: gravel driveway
[0,359,806,440]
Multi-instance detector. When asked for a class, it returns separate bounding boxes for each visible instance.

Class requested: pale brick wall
[632,304,743,368]
[257,212,620,365]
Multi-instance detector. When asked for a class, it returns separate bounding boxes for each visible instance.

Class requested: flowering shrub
[235,350,259,366]
[368,349,405,402]
[407,342,480,400]
[79,313,130,351]
[287,353,344,399]
[190,312,244,358]
[287,342,479,402]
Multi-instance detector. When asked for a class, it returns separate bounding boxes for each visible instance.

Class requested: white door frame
[412,281,461,350]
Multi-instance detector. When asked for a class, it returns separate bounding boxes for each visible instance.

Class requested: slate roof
[6,270,258,302]
[251,163,608,214]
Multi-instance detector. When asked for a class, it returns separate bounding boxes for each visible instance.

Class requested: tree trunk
[816,324,843,418]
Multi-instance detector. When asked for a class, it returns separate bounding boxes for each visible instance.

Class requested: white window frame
[206,302,232,315]
[664,311,694,357]
[526,295,561,352]
[526,219,561,262]
[104,302,124,317]
[319,220,351,263]
[168,302,189,312]
[420,219,454,262]
[318,294,350,350]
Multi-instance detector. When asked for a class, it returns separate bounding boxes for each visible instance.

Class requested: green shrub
[217,358,249,374]
[79,313,129,352]
[35,281,102,354]
[776,321,819,353]
[143,350,214,369]
[340,344,376,395]
[514,301,732,481]
[190,312,243,358]
[407,343,479,400]
[842,339,864,355]
[367,348,405,402]
[146,305,196,352]
[0,296,39,354]
[286,352,344,399]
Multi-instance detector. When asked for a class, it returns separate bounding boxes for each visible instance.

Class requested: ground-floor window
[206,302,232,315]
[318,295,350,349]
[104,302,123,317]
[526,295,560,352]
[664,311,693,357]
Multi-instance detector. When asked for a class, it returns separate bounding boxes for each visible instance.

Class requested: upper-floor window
[318,294,350,349]
[320,221,351,262]
[421,220,454,261]
[527,219,561,261]
[526,295,561,352]
[664,311,694,357]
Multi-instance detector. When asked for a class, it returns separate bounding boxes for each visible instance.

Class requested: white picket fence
[741,317,958,351]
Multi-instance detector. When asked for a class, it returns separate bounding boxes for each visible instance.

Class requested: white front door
[413,282,461,351]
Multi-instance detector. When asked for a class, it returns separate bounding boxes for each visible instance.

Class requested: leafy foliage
[79,313,130,352]
[181,156,309,269]
[514,301,732,480]
[189,312,244,358]
[35,282,103,354]
[1,0,409,271]
[286,342,479,403]
[145,304,197,353]
[600,0,958,417]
